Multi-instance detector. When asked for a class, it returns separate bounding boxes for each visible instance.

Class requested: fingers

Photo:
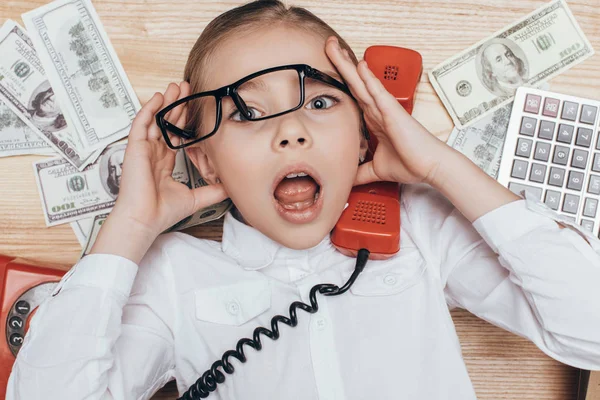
[148,82,182,140]
[166,81,191,128]
[174,82,190,130]
[356,61,409,120]
[129,92,164,141]
[324,37,377,110]
[354,161,380,186]
[190,183,229,213]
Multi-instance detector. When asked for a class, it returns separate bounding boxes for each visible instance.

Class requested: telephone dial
[0,255,65,398]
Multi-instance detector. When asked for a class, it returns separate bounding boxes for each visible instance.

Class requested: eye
[229,107,262,122]
[306,95,339,110]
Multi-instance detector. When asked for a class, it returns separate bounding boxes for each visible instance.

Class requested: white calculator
[497,87,600,237]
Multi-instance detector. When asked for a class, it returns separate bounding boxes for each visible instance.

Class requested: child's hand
[112,82,229,235]
[325,37,450,187]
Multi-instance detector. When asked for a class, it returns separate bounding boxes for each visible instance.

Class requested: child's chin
[271,222,332,251]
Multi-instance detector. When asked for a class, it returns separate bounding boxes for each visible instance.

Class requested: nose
[272,113,313,151]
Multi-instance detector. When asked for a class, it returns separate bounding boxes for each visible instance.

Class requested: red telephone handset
[331,46,423,260]
[0,255,65,398]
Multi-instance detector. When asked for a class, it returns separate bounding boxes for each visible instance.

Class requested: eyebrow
[238,78,269,92]
[322,69,342,81]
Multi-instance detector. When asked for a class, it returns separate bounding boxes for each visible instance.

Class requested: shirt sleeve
[401,183,600,371]
[6,237,178,400]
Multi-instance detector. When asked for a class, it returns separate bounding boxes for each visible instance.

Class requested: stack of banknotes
[0,0,231,256]
[429,0,594,179]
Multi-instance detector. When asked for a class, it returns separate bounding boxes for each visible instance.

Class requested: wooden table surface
[1,0,598,398]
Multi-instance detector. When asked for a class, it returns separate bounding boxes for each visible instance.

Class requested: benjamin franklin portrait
[475,38,529,97]
[27,81,66,133]
[99,144,127,200]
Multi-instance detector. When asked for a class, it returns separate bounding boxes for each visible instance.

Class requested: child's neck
[231,206,249,226]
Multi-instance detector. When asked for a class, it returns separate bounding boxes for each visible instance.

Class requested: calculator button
[537,120,555,140]
[571,149,589,169]
[533,141,551,162]
[529,163,547,183]
[562,193,580,214]
[556,123,574,144]
[548,167,566,187]
[552,145,569,165]
[583,197,599,218]
[592,153,600,172]
[575,127,593,148]
[588,175,600,194]
[508,182,543,200]
[562,215,577,223]
[516,138,533,157]
[581,219,594,232]
[543,97,560,117]
[519,117,537,136]
[580,104,598,125]
[510,159,528,179]
[524,94,542,114]
[544,190,561,210]
[561,101,579,121]
[567,170,584,191]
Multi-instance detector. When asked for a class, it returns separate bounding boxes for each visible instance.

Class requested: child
[8,0,600,398]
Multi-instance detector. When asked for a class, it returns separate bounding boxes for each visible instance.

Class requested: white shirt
[7,183,600,400]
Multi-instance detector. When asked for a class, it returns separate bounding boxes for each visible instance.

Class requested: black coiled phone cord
[178,248,371,400]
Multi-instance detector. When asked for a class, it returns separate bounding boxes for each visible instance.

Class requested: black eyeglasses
[155,64,354,149]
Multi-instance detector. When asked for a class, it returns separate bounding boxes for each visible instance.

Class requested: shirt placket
[292,256,346,400]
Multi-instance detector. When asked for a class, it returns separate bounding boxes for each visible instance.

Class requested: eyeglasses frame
[155,63,355,149]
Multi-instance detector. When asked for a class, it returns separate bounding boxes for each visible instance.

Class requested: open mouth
[272,164,324,224]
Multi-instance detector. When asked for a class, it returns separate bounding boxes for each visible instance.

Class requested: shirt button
[383,274,398,286]
[227,301,240,315]
[315,317,327,331]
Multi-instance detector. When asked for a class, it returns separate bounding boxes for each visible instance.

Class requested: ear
[359,124,369,163]
[359,135,369,162]
[185,144,220,185]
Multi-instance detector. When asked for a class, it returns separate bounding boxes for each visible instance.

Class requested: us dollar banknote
[0,19,101,169]
[0,97,54,157]
[429,0,594,129]
[22,0,141,152]
[34,142,233,227]
[446,103,512,179]
[70,216,93,245]
[80,213,107,257]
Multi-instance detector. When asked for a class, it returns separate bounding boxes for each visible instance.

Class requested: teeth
[285,172,308,179]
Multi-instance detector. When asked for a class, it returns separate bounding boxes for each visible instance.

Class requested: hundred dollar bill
[22,0,141,152]
[0,97,54,157]
[80,213,107,257]
[0,19,100,169]
[165,156,233,231]
[429,0,594,129]
[447,103,512,179]
[35,142,232,227]
[70,216,93,245]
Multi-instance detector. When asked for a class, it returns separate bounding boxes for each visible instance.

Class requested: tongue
[274,176,318,210]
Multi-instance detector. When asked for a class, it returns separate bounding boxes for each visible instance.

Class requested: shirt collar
[221,210,334,271]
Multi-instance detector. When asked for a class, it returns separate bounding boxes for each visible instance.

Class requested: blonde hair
[182,0,359,133]
[184,0,357,91]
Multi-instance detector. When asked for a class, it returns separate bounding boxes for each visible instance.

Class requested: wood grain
[1,0,598,398]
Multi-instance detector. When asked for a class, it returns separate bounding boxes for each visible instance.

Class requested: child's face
[187,26,366,250]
